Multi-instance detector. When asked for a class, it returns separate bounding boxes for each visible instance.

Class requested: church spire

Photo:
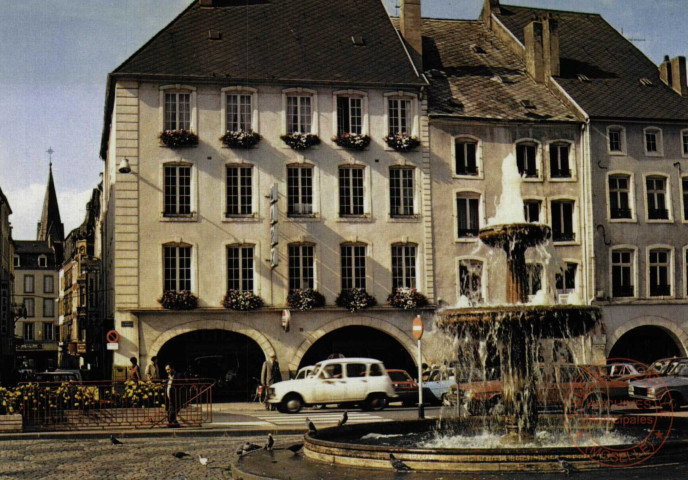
[37,158,64,261]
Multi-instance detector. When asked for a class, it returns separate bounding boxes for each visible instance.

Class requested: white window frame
[454,189,484,243]
[646,245,674,298]
[23,298,35,318]
[681,175,688,224]
[555,260,580,303]
[389,165,418,219]
[43,275,54,294]
[549,197,578,245]
[160,161,197,222]
[523,196,545,224]
[161,242,196,294]
[221,86,259,136]
[391,243,418,290]
[606,171,637,223]
[24,274,34,294]
[383,91,419,139]
[43,297,54,318]
[285,161,321,220]
[43,322,54,341]
[456,256,486,304]
[288,243,317,291]
[451,135,483,179]
[332,90,368,140]
[643,173,672,223]
[340,242,368,291]
[224,163,258,219]
[546,140,576,182]
[159,85,197,133]
[681,129,688,158]
[606,125,626,156]
[609,245,638,299]
[225,243,258,293]
[515,139,542,182]
[282,88,318,136]
[23,321,35,341]
[643,127,664,157]
[337,164,369,218]
[37,255,47,268]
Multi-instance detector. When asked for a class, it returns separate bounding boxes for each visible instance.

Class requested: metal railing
[17,379,213,431]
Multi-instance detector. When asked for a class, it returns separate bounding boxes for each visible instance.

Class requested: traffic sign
[412,315,424,340]
[106,330,120,343]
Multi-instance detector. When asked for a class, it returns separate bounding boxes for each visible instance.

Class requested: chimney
[670,56,688,96]
[524,21,545,83]
[543,18,560,77]
[481,0,501,24]
[400,0,422,58]
[659,55,672,86]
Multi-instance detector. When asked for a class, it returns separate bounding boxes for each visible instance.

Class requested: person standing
[145,356,159,381]
[129,357,141,382]
[165,364,180,427]
[260,354,282,410]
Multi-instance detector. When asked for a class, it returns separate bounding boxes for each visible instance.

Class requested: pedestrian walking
[165,364,180,427]
[145,356,160,380]
[129,357,141,382]
[260,354,282,410]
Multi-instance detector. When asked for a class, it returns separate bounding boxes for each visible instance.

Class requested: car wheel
[364,394,387,411]
[281,393,303,414]
[660,393,681,412]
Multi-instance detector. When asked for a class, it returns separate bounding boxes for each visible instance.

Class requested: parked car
[294,365,315,380]
[606,362,648,379]
[422,368,456,405]
[629,359,688,411]
[651,357,688,376]
[387,369,417,406]
[34,371,81,383]
[267,357,396,413]
[450,364,629,414]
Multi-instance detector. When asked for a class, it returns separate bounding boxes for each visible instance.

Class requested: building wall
[0,196,14,381]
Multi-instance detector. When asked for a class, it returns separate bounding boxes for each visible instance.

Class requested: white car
[294,365,315,380]
[267,358,397,413]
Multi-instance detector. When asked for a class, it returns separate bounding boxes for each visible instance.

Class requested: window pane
[24,275,34,293]
[337,97,350,135]
[226,166,252,216]
[44,275,54,294]
[392,244,416,289]
[459,260,483,302]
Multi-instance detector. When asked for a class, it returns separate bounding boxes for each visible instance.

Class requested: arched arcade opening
[298,326,416,375]
[157,329,265,400]
[608,326,682,364]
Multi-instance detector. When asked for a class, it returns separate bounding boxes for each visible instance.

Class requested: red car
[387,369,417,407]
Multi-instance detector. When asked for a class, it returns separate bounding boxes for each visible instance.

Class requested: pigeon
[172,451,191,459]
[198,455,208,466]
[264,433,274,451]
[556,457,576,475]
[110,435,123,445]
[337,411,348,427]
[389,453,412,472]
[236,442,262,456]
[306,417,317,435]
[286,443,304,456]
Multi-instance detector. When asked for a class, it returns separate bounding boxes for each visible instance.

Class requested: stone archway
[289,315,419,373]
[606,316,688,361]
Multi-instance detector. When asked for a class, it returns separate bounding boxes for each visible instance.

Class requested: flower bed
[220,130,261,148]
[280,133,321,150]
[383,132,420,152]
[158,290,198,310]
[222,290,264,311]
[0,387,19,415]
[159,129,199,148]
[287,288,326,311]
[332,133,371,151]
[387,287,429,310]
[335,288,377,312]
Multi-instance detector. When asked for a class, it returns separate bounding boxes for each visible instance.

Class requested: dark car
[387,369,417,407]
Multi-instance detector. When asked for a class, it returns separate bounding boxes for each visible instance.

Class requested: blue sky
[0,0,686,239]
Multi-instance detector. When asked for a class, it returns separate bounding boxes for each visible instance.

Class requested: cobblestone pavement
[0,433,302,480]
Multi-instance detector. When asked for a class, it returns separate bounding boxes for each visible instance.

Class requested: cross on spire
[47,147,54,168]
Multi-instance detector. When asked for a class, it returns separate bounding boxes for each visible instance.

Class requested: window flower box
[222,290,264,311]
[335,288,377,312]
[158,290,198,310]
[287,288,326,311]
[280,133,321,150]
[159,129,199,148]
[387,287,428,310]
[220,130,261,149]
[383,132,420,152]
[332,133,371,151]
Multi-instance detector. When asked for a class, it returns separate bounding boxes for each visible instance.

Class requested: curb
[0,427,306,441]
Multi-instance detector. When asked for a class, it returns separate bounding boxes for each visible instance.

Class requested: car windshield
[388,371,408,382]
[673,363,688,377]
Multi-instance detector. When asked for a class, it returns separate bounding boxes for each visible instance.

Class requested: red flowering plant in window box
[383,132,420,152]
[335,288,377,312]
[332,133,371,151]
[220,130,261,149]
[159,129,199,148]
[287,288,326,311]
[387,287,428,310]
[222,290,264,311]
[280,133,321,150]
[158,290,198,310]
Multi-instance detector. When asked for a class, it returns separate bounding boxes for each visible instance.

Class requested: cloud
[4,184,94,241]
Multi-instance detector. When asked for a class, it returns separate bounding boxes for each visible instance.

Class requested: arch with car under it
[293,324,417,377]
[608,324,685,365]
[153,326,273,401]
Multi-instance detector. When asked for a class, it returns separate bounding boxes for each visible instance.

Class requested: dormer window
[38,255,47,268]
[13,255,20,268]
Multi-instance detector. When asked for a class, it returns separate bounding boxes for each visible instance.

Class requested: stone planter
[0,414,22,432]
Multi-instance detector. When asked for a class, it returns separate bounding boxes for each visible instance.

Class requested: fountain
[232,156,688,478]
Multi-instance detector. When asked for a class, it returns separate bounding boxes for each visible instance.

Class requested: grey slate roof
[114,0,422,87]
[494,4,688,121]
[416,18,580,123]
[14,241,54,255]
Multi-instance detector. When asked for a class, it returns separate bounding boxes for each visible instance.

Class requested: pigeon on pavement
[236,442,262,456]
[306,417,317,435]
[198,455,208,466]
[337,411,348,427]
[286,443,304,456]
[110,435,123,445]
[389,453,412,472]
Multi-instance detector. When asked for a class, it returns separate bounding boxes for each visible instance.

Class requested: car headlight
[629,385,634,394]
[647,387,656,398]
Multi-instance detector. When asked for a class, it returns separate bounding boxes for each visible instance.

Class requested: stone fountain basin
[303,416,688,473]
[479,223,551,250]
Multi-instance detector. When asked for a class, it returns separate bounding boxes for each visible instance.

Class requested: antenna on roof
[620,28,645,43]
